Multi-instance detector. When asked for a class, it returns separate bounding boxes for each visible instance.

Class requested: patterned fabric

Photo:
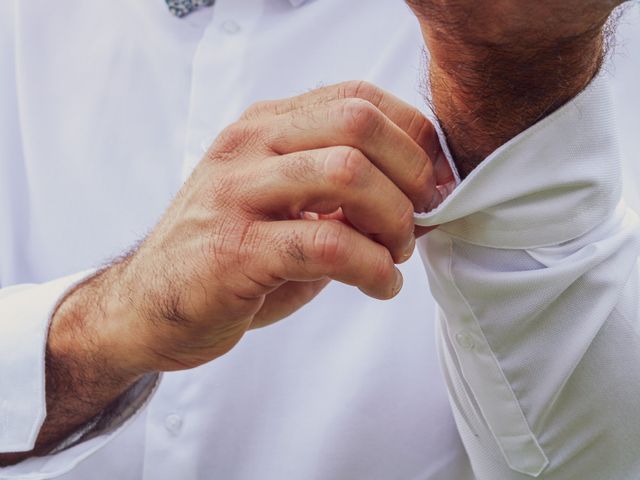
[165,0,215,18]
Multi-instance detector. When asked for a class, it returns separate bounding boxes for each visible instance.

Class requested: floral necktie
[165,0,215,18]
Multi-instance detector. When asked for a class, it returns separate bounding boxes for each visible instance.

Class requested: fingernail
[392,268,404,297]
[427,180,457,212]
[444,180,456,196]
[301,211,320,220]
[401,235,416,261]
[435,184,448,201]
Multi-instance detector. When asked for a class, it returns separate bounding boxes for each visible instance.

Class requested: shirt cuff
[0,271,93,452]
[0,272,161,479]
[0,373,160,480]
[414,73,621,249]
[414,73,632,477]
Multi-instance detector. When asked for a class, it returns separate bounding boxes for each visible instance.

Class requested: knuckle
[309,220,346,266]
[205,175,236,206]
[209,122,265,161]
[240,100,272,120]
[337,80,361,100]
[199,171,256,222]
[234,221,263,262]
[339,80,384,107]
[174,157,239,216]
[203,216,250,274]
[339,98,380,141]
[324,146,369,189]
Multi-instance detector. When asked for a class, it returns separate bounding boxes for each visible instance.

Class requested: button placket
[443,240,549,476]
[455,330,475,351]
[164,413,184,435]
[220,19,241,34]
[180,0,264,181]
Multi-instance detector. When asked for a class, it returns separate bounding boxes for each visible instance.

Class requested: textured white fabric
[612,4,640,214]
[0,273,91,452]
[416,77,640,478]
[0,1,469,479]
[0,0,638,479]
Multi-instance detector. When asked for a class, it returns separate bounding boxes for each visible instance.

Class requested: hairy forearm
[427,33,604,177]
[410,1,622,177]
[0,266,143,466]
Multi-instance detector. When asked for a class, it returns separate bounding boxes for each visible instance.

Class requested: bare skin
[0,0,629,465]
[0,81,450,465]
[407,0,629,177]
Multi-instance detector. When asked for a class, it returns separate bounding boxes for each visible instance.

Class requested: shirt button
[220,20,241,35]
[164,413,183,435]
[455,330,475,351]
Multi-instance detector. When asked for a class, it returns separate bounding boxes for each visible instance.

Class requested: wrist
[21,266,152,454]
[48,265,151,388]
[406,0,620,178]
[424,30,604,177]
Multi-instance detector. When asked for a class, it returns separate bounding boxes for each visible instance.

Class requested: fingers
[248,147,416,263]
[414,225,437,238]
[257,98,437,212]
[241,80,453,186]
[249,278,331,329]
[252,219,403,300]
[242,81,425,143]
[424,127,455,186]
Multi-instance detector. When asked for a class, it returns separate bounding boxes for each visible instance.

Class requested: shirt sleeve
[414,74,640,478]
[0,272,160,479]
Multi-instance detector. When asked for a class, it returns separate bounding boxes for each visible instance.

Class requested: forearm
[410,1,620,177]
[414,68,640,478]
[409,2,640,476]
[0,266,144,466]
[426,34,603,177]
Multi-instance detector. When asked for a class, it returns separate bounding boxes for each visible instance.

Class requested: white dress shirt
[0,1,639,479]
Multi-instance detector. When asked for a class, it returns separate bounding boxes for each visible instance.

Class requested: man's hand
[407,0,629,177]
[97,81,449,371]
[0,81,451,464]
